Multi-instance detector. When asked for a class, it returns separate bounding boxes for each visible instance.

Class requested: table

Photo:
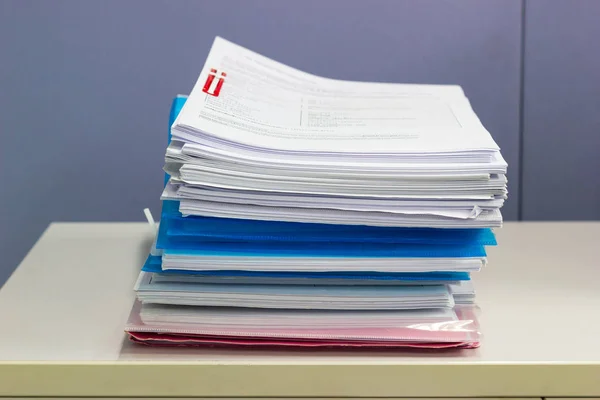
[0,222,599,398]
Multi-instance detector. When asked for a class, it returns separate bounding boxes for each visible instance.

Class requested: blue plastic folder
[158,205,487,258]
[159,201,496,247]
[141,255,470,282]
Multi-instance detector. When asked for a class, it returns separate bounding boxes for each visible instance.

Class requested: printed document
[172,37,500,154]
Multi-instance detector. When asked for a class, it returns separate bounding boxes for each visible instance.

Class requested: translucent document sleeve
[125,301,480,349]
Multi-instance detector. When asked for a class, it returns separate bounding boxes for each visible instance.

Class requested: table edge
[0,363,598,397]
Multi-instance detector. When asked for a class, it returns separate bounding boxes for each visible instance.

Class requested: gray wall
[521,0,600,219]
[0,0,597,285]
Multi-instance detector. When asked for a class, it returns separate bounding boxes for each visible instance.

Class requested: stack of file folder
[126,37,507,349]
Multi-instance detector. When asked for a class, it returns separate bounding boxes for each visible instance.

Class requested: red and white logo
[202,68,226,97]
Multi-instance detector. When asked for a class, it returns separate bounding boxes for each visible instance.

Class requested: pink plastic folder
[129,331,478,349]
[125,302,480,349]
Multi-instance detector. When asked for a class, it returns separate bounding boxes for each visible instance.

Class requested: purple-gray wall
[521,0,600,220]
[0,0,598,285]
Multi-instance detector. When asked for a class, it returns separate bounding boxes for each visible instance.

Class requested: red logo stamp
[202,68,226,97]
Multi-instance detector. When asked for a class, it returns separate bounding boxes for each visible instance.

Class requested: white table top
[0,222,599,397]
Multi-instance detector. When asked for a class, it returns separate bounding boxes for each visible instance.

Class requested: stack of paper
[161,38,506,228]
[126,37,507,349]
[135,272,455,310]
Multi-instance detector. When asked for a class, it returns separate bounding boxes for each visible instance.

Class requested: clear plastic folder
[125,301,481,349]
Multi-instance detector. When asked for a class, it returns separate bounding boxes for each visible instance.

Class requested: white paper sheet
[161,253,485,273]
[134,272,455,310]
[172,37,499,156]
[177,199,503,227]
[138,303,458,328]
